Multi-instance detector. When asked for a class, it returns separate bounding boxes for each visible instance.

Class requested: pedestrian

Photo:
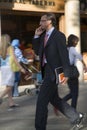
[11,39,29,97]
[0,34,25,109]
[32,12,86,130]
[63,34,87,109]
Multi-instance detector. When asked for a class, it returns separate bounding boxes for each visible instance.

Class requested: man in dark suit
[32,13,85,130]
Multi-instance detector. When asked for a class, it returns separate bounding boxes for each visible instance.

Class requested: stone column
[65,0,84,81]
[59,15,65,34]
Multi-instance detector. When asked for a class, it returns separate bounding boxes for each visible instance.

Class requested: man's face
[39,15,52,30]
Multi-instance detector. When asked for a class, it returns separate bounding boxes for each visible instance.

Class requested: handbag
[9,46,20,72]
[69,65,79,78]
[68,48,79,78]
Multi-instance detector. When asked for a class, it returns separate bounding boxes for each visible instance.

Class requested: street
[0,82,87,130]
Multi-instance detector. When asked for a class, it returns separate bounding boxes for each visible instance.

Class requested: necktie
[42,34,49,66]
[44,33,48,47]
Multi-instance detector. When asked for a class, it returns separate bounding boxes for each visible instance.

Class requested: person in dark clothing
[63,34,87,109]
[32,13,86,130]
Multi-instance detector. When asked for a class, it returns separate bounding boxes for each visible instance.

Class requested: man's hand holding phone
[35,26,45,36]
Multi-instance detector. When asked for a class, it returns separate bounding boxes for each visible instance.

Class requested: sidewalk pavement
[0,81,87,130]
[0,80,87,95]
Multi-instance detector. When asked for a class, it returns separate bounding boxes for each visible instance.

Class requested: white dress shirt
[34,27,54,64]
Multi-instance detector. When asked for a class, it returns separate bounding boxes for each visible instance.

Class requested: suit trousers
[35,64,79,130]
[63,77,79,109]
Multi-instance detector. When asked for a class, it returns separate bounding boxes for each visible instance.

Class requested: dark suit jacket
[32,28,70,81]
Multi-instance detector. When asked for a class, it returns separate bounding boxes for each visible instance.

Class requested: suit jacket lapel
[45,29,56,48]
[39,33,45,60]
[40,29,56,63]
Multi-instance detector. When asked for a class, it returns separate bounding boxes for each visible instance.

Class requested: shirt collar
[46,27,54,37]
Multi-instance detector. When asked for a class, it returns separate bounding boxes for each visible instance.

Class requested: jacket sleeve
[56,32,70,77]
[32,37,40,55]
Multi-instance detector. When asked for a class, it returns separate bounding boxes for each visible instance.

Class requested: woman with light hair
[0,34,25,110]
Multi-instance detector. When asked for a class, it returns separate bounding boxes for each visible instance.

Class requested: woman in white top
[63,34,86,109]
[0,34,25,109]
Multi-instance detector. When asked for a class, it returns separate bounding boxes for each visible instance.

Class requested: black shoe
[8,104,20,111]
[76,113,86,125]
[9,104,19,108]
[71,113,87,130]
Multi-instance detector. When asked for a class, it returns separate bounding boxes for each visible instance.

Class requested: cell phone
[40,27,45,32]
